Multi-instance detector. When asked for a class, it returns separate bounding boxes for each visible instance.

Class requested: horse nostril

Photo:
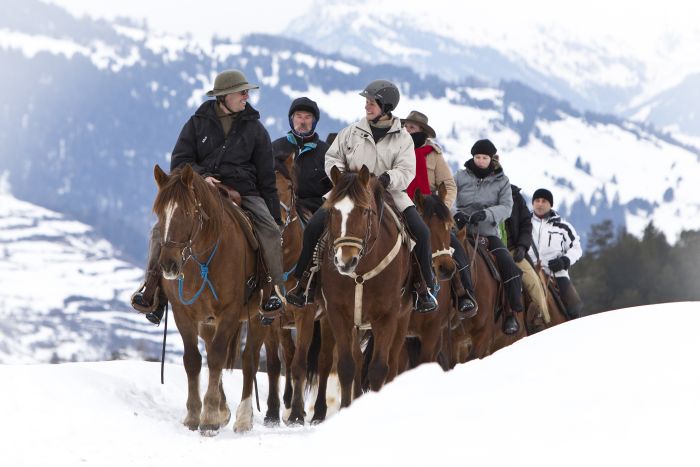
[334,256,340,266]
[349,257,358,268]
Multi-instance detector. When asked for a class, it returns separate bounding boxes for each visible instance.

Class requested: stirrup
[131,285,161,314]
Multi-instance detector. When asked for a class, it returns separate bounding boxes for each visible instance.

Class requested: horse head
[325,165,380,276]
[414,183,456,281]
[275,153,296,226]
[152,164,222,280]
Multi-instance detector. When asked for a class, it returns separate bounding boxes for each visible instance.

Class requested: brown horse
[262,154,319,426]
[321,165,412,407]
[404,185,457,369]
[152,164,267,435]
[446,227,526,365]
[523,267,569,334]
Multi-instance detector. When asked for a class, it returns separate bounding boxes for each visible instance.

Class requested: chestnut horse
[404,185,457,369]
[153,164,267,435]
[263,154,319,426]
[321,165,412,408]
[446,227,526,366]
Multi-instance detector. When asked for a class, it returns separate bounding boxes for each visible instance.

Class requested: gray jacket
[325,116,416,211]
[454,162,513,237]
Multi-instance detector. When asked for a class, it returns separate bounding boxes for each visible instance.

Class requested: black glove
[378,172,391,189]
[468,210,487,225]
[513,246,527,262]
[548,256,570,272]
[453,212,469,230]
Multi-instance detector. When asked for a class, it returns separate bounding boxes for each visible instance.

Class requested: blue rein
[177,239,220,305]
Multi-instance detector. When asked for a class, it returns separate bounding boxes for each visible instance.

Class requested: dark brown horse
[321,165,413,407]
[262,154,319,426]
[405,184,457,369]
[153,164,267,434]
[446,227,526,365]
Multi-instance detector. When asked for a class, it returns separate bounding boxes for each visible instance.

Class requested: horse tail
[360,331,374,392]
[224,324,243,370]
[305,319,322,389]
[405,336,421,369]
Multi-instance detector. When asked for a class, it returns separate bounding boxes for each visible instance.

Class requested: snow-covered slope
[0,187,181,363]
[284,0,700,139]
[1,302,697,466]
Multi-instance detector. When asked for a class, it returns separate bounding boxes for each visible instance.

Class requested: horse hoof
[286,415,305,426]
[310,417,324,425]
[264,415,280,427]
[199,424,220,437]
[233,422,253,433]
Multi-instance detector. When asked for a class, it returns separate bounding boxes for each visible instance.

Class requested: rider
[272,97,332,218]
[453,139,524,334]
[402,110,477,317]
[529,188,584,318]
[131,69,285,324]
[286,79,439,313]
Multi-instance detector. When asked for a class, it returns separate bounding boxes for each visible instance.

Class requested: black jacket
[272,132,332,214]
[170,101,281,222]
[505,184,533,250]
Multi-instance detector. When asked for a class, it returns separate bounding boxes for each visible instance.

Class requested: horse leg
[280,327,295,411]
[234,316,266,433]
[263,329,281,426]
[288,308,314,425]
[367,316,398,391]
[200,319,238,435]
[328,310,355,408]
[386,312,410,383]
[311,316,335,424]
[173,312,202,431]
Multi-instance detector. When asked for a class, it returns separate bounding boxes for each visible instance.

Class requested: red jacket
[406,145,432,199]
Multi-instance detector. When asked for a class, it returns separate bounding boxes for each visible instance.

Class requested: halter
[159,196,222,305]
[432,246,455,259]
[330,206,376,261]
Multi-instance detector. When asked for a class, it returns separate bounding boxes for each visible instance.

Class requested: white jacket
[325,116,416,211]
[528,210,582,278]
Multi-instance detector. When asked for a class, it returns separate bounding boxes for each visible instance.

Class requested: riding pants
[487,236,524,312]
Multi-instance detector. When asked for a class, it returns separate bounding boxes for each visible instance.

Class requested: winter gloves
[468,210,487,225]
[513,246,527,262]
[453,212,469,230]
[378,172,391,189]
[548,256,570,272]
[453,210,487,230]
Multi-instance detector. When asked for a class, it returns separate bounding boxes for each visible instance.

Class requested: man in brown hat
[130,69,285,325]
[402,110,477,317]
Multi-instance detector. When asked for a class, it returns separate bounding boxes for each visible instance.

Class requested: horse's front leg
[235,314,267,433]
[172,310,202,431]
[200,318,238,435]
[327,306,355,409]
[387,311,411,382]
[288,307,315,424]
[367,314,398,392]
[263,327,282,426]
[311,316,335,424]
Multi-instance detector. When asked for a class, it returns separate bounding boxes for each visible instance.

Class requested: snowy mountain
[2,302,698,466]
[284,0,700,140]
[1,0,699,265]
[0,185,181,363]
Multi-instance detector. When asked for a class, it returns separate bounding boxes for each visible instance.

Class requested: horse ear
[438,182,447,203]
[154,164,168,188]
[413,187,424,212]
[181,164,194,189]
[330,165,341,186]
[359,165,370,187]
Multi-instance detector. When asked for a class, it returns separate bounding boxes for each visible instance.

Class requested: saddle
[217,185,258,251]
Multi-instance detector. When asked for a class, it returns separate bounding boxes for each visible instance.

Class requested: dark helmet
[288,97,320,137]
[359,80,400,113]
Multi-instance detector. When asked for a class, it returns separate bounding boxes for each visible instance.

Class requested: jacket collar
[195,100,260,121]
[533,209,561,223]
[356,116,403,136]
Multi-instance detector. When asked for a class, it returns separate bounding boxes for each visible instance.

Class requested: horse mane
[153,167,223,245]
[422,193,453,225]
[323,171,374,210]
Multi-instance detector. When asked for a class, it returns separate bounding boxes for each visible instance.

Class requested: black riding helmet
[359,80,400,114]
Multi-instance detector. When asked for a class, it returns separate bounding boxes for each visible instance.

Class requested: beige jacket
[325,116,416,211]
[424,139,457,209]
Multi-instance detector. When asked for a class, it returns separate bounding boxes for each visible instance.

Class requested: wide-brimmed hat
[401,110,436,138]
[206,70,259,97]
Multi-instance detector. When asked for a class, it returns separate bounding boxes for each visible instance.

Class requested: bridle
[330,205,378,262]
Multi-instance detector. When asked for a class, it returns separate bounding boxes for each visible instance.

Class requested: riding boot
[404,206,438,313]
[260,280,283,326]
[503,315,519,335]
[132,270,168,326]
[450,232,477,318]
[286,270,317,308]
